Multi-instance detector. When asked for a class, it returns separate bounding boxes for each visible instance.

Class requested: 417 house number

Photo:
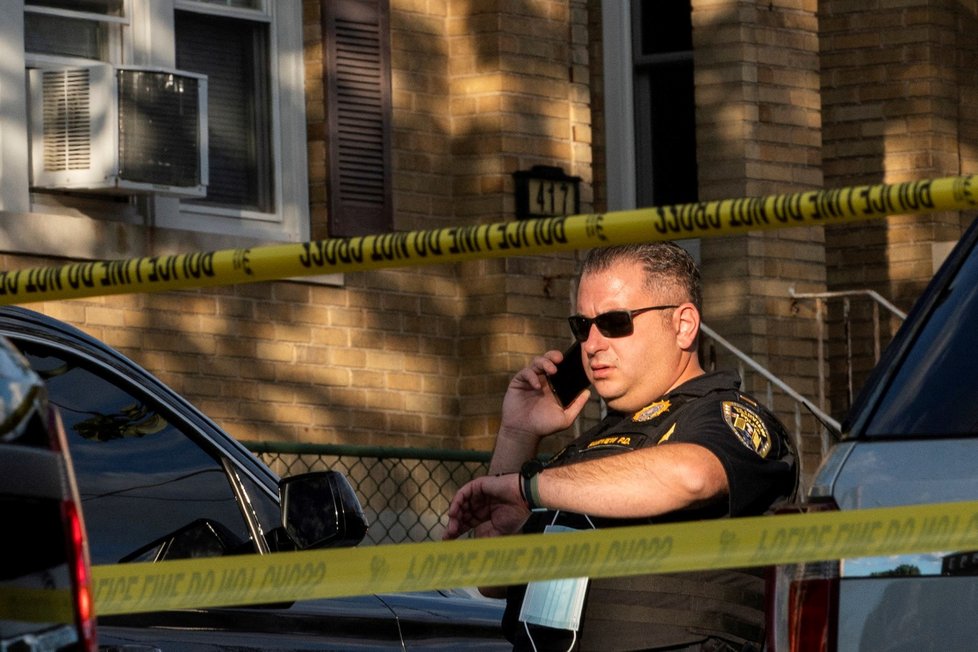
[528,178,579,217]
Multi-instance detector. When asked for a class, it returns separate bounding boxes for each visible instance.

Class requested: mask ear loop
[524,618,579,652]
[548,510,597,529]
[523,510,595,652]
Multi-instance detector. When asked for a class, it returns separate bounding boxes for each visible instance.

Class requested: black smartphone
[547,341,591,407]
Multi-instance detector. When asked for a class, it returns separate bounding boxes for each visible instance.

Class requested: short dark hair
[580,242,702,311]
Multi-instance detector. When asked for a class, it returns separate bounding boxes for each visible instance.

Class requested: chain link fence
[244,441,490,546]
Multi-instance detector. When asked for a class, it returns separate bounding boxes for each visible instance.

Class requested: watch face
[521,460,544,478]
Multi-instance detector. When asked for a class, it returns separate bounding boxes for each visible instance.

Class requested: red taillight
[51,406,98,651]
[786,574,838,651]
[64,499,97,651]
[767,502,840,652]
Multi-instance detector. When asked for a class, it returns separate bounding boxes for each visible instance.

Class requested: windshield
[858,224,978,436]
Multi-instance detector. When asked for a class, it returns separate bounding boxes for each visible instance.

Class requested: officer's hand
[499,350,590,440]
[443,474,528,540]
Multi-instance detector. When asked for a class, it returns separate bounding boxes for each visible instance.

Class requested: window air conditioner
[28,64,208,198]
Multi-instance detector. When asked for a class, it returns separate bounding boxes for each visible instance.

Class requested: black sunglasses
[567,305,679,342]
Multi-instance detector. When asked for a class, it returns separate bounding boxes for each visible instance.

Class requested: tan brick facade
[692,0,828,476]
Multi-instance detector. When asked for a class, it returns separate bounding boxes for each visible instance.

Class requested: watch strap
[520,460,547,512]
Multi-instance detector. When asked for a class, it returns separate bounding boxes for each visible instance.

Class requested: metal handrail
[788,287,907,425]
[788,288,907,321]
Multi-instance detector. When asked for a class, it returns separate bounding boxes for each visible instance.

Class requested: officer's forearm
[533,444,728,518]
[488,425,542,475]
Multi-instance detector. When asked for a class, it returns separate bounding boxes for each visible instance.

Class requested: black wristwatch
[520,460,546,512]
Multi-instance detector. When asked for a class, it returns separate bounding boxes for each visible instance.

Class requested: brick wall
[691,0,827,478]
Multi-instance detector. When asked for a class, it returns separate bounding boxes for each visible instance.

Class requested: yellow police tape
[87,499,978,616]
[1,175,975,305]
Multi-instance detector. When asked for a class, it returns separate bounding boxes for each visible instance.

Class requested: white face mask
[518,524,590,632]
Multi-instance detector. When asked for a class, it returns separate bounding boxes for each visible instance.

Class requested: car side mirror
[279,471,368,549]
[119,518,241,563]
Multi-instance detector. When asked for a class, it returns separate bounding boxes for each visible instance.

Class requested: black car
[0,306,506,650]
[0,333,97,651]
[767,217,978,651]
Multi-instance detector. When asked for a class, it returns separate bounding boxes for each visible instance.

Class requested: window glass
[638,0,692,54]
[237,469,282,535]
[24,0,123,60]
[176,9,273,212]
[20,0,307,242]
[24,12,108,60]
[26,0,124,15]
[632,0,698,207]
[15,341,253,565]
[193,0,262,8]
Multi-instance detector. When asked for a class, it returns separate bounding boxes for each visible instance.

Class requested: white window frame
[601,1,637,213]
[600,1,700,263]
[2,0,308,250]
[156,1,308,242]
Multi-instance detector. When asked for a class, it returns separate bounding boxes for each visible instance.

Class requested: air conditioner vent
[29,64,208,197]
[40,68,92,172]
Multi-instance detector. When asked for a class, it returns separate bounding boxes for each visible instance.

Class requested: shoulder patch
[722,401,772,457]
[632,399,671,422]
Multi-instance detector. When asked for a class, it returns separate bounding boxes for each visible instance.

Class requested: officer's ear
[674,303,700,349]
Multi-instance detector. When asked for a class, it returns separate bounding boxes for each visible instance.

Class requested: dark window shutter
[322,0,393,237]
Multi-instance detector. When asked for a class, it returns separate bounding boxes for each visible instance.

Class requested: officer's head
[571,242,704,412]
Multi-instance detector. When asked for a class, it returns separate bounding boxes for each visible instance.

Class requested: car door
[7,335,408,650]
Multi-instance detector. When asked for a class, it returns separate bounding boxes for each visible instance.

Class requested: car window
[860,234,978,436]
[15,340,254,565]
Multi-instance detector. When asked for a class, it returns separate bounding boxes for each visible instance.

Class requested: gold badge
[722,401,772,457]
[633,400,671,422]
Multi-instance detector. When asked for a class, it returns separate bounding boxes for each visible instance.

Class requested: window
[600,2,698,210]
[19,0,308,243]
[632,0,698,207]
[176,9,273,212]
[24,3,121,61]
[16,340,256,565]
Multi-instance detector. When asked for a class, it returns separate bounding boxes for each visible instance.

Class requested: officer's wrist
[519,460,547,512]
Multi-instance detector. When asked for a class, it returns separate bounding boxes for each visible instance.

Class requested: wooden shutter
[322,0,393,237]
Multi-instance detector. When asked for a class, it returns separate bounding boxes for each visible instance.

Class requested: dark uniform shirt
[505,370,798,651]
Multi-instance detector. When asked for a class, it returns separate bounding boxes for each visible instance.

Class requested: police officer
[444,242,797,651]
